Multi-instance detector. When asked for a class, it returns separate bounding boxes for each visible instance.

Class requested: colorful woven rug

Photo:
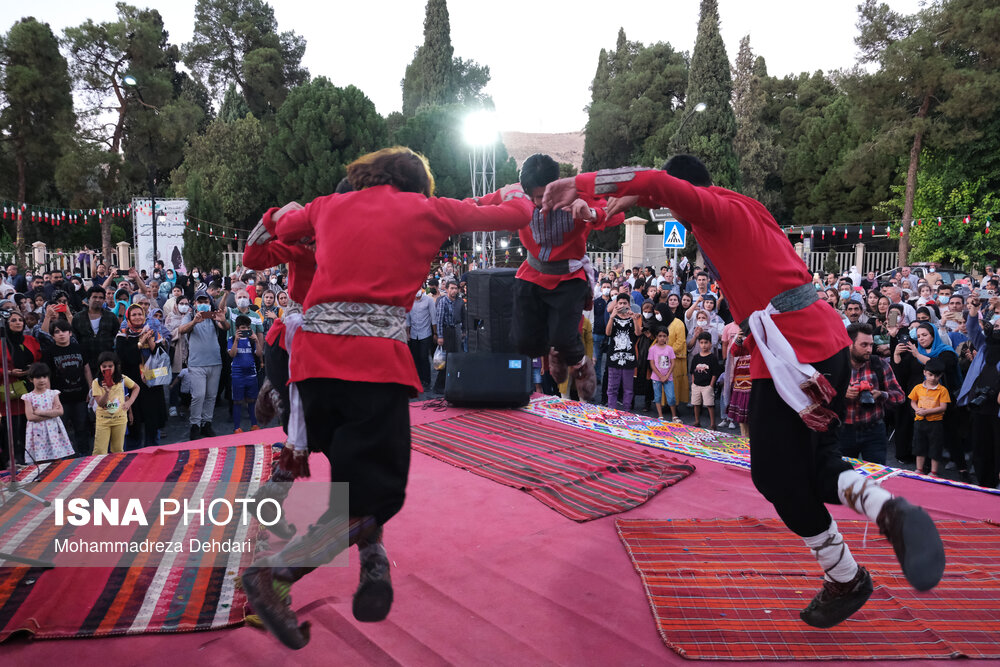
[0,445,269,641]
[523,396,1000,495]
[617,517,1000,660]
[410,410,695,521]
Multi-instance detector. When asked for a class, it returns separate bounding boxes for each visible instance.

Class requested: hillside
[501,131,585,172]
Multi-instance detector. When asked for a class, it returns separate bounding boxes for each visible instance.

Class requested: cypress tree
[673,0,739,189]
[732,35,781,212]
[402,0,456,116]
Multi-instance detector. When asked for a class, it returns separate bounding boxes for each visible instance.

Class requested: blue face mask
[196,303,212,313]
[909,328,919,340]
[839,290,851,301]
[991,314,1000,325]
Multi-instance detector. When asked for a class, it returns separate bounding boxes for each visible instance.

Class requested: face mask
[247,279,255,286]
[196,303,211,313]
[25,275,32,282]
[153,272,161,280]
[992,314,1000,325]
[177,304,190,314]
[270,276,278,284]
[839,290,851,300]
[236,297,250,308]
[74,283,82,291]
[697,319,708,327]
[909,328,919,340]
[601,288,610,296]
[192,272,200,279]
[642,312,653,319]
[655,313,662,321]
[945,319,960,331]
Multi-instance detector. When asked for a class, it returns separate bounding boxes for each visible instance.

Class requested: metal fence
[803,250,902,276]
[588,251,623,272]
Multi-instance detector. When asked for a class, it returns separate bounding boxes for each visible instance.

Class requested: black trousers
[264,339,291,430]
[298,378,411,525]
[61,399,91,456]
[408,336,432,387]
[512,278,588,366]
[748,348,852,537]
[970,412,1000,488]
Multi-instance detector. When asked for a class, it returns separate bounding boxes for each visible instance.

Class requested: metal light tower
[464,110,498,268]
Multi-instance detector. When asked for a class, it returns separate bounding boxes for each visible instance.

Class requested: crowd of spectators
[1,260,290,468]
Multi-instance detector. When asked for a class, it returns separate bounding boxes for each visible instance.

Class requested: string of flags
[784,211,996,241]
[1,200,135,226]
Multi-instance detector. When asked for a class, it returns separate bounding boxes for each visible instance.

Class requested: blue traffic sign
[663,221,686,249]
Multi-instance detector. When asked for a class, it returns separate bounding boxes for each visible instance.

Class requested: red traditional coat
[576,169,850,379]
[476,190,624,289]
[274,185,533,394]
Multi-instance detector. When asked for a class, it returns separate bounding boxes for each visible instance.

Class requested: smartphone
[887,310,899,328]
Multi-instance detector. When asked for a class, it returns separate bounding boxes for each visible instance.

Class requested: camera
[238,330,251,338]
[857,380,875,405]
[970,386,994,408]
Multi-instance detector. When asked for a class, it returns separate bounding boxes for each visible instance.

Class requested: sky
[4,0,927,133]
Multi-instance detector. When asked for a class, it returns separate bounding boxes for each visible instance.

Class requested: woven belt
[301,302,407,343]
[526,254,571,275]
[770,282,820,313]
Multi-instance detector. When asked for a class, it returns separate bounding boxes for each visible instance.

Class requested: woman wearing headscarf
[633,300,657,411]
[115,304,167,449]
[666,292,686,323]
[1,311,41,466]
[655,302,689,408]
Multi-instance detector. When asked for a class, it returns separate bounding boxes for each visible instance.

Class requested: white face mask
[697,319,708,327]
[192,272,200,279]
[655,313,662,321]
[74,283,82,291]
[601,288,611,296]
[177,304,190,314]
[945,319,959,331]
[236,297,250,308]
[642,312,653,319]
[270,276,278,284]
[247,279,255,285]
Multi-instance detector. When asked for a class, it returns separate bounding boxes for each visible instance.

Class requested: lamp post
[671,102,707,153]
[463,110,498,268]
[121,74,161,269]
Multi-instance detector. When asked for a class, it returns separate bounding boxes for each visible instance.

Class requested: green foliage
[184,0,307,117]
[881,152,1000,271]
[674,0,739,189]
[219,83,250,122]
[558,163,578,178]
[260,78,388,202]
[0,16,75,255]
[823,248,841,276]
[732,37,782,214]
[170,114,269,235]
[582,31,688,171]
[181,173,223,272]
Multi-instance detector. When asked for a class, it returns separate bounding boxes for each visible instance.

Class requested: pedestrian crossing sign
[663,222,686,249]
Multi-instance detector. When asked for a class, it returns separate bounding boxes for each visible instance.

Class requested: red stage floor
[4,404,1000,666]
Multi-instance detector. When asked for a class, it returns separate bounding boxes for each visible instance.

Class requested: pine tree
[0,17,75,261]
[401,0,455,115]
[673,0,739,189]
[731,36,781,212]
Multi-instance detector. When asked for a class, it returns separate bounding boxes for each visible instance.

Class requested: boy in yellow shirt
[908,357,950,476]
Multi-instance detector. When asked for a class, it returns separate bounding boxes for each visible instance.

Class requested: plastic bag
[141,349,172,387]
[433,345,447,371]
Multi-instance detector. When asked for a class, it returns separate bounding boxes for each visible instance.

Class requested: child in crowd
[647,327,678,421]
[689,332,722,429]
[908,357,950,476]
[91,351,139,455]
[606,293,641,411]
[22,362,74,462]
[229,315,262,433]
[169,366,191,418]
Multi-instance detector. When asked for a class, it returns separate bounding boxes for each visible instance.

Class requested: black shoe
[877,497,946,592]
[352,543,393,622]
[189,424,201,440]
[201,422,216,438]
[800,566,874,628]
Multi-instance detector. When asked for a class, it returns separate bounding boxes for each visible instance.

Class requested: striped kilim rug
[523,396,1000,495]
[617,517,1000,660]
[0,445,269,641]
[410,410,695,521]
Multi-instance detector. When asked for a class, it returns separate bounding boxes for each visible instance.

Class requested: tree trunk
[15,147,27,266]
[898,94,931,267]
[101,206,113,266]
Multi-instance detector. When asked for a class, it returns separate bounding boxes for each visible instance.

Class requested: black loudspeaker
[466,268,517,353]
[444,352,532,407]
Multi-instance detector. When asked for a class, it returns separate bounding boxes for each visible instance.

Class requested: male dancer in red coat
[475,154,625,398]
[542,155,945,628]
[241,147,533,649]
